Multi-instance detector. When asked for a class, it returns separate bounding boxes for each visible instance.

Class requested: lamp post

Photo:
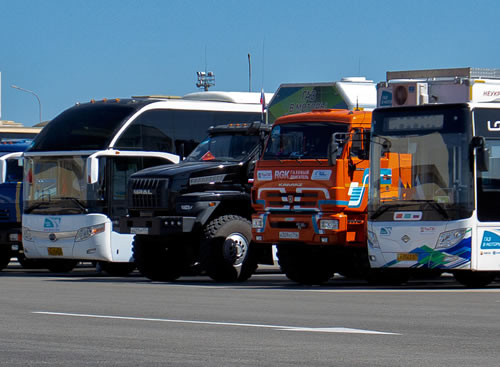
[11,84,42,124]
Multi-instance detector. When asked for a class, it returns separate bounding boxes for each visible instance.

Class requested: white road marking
[33,311,399,335]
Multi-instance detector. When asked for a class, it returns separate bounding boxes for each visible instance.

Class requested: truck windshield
[23,155,101,215]
[28,103,141,152]
[263,122,348,160]
[185,133,260,162]
[369,105,473,221]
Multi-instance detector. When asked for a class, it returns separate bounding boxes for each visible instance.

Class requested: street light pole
[11,84,42,124]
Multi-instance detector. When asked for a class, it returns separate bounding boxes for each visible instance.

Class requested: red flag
[260,89,266,114]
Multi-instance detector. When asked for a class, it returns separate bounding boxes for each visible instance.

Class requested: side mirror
[471,136,489,172]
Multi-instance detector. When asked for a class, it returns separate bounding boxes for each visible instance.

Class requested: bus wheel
[46,260,78,273]
[98,261,136,276]
[277,244,335,285]
[0,248,11,271]
[133,235,190,281]
[201,215,257,282]
[453,271,496,288]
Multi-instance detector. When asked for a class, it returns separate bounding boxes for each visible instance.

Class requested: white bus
[368,68,500,287]
[21,91,271,274]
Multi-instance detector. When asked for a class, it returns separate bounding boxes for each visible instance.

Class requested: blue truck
[0,139,32,270]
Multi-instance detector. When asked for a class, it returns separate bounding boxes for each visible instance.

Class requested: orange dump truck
[251,109,372,284]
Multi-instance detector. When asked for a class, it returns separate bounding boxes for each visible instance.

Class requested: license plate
[47,247,63,256]
[397,253,418,261]
[131,227,149,235]
[279,231,299,239]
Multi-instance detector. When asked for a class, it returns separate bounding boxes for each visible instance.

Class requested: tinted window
[115,109,261,156]
[29,103,141,152]
[264,122,349,160]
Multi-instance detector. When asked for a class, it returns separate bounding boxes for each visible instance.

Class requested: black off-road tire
[277,244,336,285]
[133,235,192,281]
[453,270,497,288]
[200,215,257,282]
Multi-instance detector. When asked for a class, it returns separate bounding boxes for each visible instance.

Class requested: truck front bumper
[251,212,362,246]
[119,216,197,236]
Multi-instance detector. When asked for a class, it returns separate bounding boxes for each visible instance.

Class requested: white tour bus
[21,91,271,274]
[368,68,500,287]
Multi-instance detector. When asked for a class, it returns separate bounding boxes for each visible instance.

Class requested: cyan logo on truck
[311,170,331,180]
[256,170,272,181]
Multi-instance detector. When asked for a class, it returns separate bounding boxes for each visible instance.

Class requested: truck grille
[129,178,166,208]
[264,191,319,211]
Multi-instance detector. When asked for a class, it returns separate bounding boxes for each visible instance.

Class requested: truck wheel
[0,248,11,271]
[133,235,191,281]
[277,244,335,285]
[98,261,136,276]
[46,260,78,273]
[453,270,497,288]
[201,215,257,282]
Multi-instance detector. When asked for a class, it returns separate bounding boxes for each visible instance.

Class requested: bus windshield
[185,133,260,162]
[369,105,473,221]
[263,122,348,160]
[23,155,99,215]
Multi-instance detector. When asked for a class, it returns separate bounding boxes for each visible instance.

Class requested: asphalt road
[1,264,499,367]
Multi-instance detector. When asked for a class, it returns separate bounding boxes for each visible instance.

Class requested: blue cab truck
[0,139,32,270]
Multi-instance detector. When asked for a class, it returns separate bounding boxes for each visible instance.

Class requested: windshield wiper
[370,204,399,219]
[59,197,88,213]
[25,202,50,214]
[405,200,449,220]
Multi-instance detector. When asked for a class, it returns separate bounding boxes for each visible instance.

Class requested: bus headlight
[75,223,106,242]
[319,219,339,230]
[367,230,380,248]
[252,218,264,229]
[436,228,468,249]
[22,227,33,242]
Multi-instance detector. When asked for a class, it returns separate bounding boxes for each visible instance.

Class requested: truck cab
[120,122,271,282]
[251,109,372,284]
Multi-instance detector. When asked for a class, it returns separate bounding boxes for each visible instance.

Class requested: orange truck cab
[251,109,372,284]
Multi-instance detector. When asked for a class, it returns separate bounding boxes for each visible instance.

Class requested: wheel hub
[223,233,248,266]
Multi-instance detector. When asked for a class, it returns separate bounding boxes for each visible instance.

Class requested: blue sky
[1,0,499,126]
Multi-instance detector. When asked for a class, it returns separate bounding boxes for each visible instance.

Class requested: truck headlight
[22,227,33,242]
[75,223,106,242]
[436,228,468,249]
[252,218,264,229]
[367,230,380,248]
[319,219,339,230]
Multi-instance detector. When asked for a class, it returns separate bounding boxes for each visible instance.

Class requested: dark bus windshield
[263,122,348,160]
[28,102,143,152]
